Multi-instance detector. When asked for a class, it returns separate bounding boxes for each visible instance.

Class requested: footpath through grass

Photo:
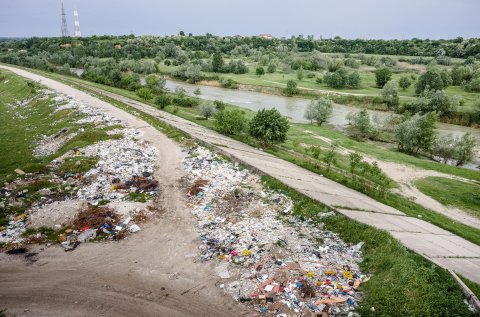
[13,66,480,315]
[416,176,480,219]
[23,68,480,245]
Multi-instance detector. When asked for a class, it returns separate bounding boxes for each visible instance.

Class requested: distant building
[114,44,122,49]
[259,34,273,39]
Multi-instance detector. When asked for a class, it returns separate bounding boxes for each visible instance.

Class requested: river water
[71,69,479,167]
[165,79,480,168]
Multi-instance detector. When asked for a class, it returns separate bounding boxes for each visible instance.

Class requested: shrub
[136,87,153,100]
[375,67,392,88]
[249,108,289,146]
[219,77,238,89]
[198,102,217,119]
[213,100,226,111]
[256,66,265,76]
[346,109,379,140]
[285,80,298,96]
[214,109,247,135]
[399,75,412,90]
[154,94,171,109]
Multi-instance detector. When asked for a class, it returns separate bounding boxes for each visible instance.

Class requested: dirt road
[0,66,244,317]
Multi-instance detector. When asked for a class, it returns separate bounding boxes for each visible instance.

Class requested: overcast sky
[1,0,479,39]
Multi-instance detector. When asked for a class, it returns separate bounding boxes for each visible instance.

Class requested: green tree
[212,52,224,73]
[415,69,444,94]
[454,133,476,166]
[285,80,298,96]
[304,97,333,126]
[249,108,290,146]
[381,81,399,109]
[375,67,392,88]
[214,109,247,135]
[256,66,265,76]
[399,75,412,90]
[395,112,437,154]
[198,102,217,119]
[297,66,305,81]
[347,71,361,88]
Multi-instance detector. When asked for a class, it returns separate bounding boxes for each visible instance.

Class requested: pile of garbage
[59,206,143,251]
[1,91,158,249]
[183,147,366,316]
[75,128,158,202]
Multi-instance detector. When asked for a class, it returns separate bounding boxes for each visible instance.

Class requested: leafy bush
[324,68,361,89]
[214,109,247,135]
[198,102,217,119]
[256,66,265,76]
[346,109,379,140]
[219,77,238,89]
[284,80,298,96]
[249,108,289,146]
[380,81,399,109]
[375,67,392,88]
[154,94,171,109]
[395,112,437,154]
[136,87,153,100]
[304,97,333,126]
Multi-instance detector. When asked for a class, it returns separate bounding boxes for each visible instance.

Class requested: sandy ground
[0,66,245,317]
[311,135,480,229]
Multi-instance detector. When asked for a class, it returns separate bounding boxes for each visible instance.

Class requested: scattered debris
[183,146,366,316]
[0,90,157,250]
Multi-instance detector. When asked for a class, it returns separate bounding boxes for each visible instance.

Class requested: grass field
[416,176,480,218]
[6,66,476,316]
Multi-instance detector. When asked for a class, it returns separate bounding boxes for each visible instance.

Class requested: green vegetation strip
[459,274,480,301]
[416,176,480,218]
[23,68,480,245]
[262,176,476,317]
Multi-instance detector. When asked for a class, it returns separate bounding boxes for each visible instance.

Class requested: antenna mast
[73,4,81,37]
[61,2,69,37]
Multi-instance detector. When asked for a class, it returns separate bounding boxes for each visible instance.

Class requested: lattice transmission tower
[61,2,69,37]
[73,4,81,37]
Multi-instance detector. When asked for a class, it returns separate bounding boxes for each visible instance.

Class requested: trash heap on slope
[183,146,367,317]
[1,91,158,248]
